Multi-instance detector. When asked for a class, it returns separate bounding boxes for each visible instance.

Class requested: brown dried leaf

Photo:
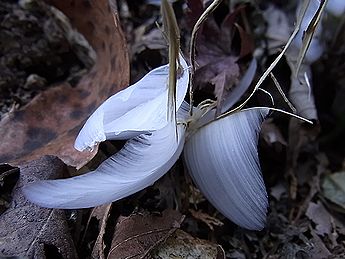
[0,0,129,168]
[191,3,253,113]
[151,229,225,259]
[186,0,204,29]
[286,119,320,200]
[132,28,166,54]
[212,58,240,101]
[234,23,255,58]
[306,201,332,236]
[107,210,184,259]
[91,204,112,259]
[0,156,77,258]
[309,229,332,258]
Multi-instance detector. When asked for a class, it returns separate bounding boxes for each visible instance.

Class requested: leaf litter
[1,0,345,258]
[0,156,77,258]
[108,209,184,259]
[0,0,129,168]
[187,0,252,114]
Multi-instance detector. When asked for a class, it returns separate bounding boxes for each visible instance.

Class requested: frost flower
[23,56,268,230]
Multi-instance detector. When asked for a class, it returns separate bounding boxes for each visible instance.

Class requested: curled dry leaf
[108,210,184,259]
[0,0,129,168]
[0,156,77,258]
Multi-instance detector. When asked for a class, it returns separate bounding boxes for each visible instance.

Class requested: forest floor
[1,0,345,258]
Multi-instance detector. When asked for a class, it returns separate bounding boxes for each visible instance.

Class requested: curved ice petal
[184,108,269,230]
[75,55,189,151]
[23,122,186,209]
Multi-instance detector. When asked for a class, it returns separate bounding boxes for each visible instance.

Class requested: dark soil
[0,0,86,119]
[2,0,345,258]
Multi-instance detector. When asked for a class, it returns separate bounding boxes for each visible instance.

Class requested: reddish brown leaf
[108,210,184,259]
[234,23,255,58]
[186,0,204,29]
[0,0,129,168]
[0,156,77,258]
[190,3,254,113]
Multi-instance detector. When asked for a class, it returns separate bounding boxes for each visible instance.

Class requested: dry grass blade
[270,72,297,113]
[295,0,328,76]
[218,0,311,119]
[243,107,313,124]
[188,0,223,115]
[161,0,180,122]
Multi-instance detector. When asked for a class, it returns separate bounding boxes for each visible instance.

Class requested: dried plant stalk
[161,0,180,122]
[188,0,223,115]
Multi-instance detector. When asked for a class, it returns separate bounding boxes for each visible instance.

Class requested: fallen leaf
[151,229,225,259]
[306,201,332,236]
[0,156,77,258]
[286,119,320,200]
[234,22,255,58]
[291,153,326,223]
[309,229,332,258]
[0,165,19,213]
[0,0,129,169]
[107,209,184,259]
[132,28,166,54]
[211,58,240,103]
[189,1,253,112]
[91,204,112,259]
[322,171,345,210]
[186,0,204,29]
